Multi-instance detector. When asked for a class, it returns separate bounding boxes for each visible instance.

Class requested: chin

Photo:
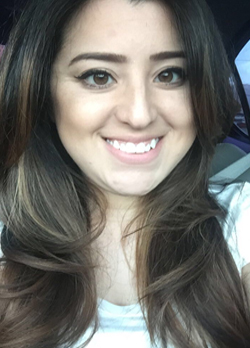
[111,183,159,197]
[101,175,166,198]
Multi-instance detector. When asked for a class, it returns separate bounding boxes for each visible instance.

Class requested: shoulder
[209,181,250,207]
[209,182,250,272]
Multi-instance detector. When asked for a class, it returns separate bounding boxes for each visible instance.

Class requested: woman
[0,0,249,347]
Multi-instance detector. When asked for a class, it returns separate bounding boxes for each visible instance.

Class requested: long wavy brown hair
[0,0,249,347]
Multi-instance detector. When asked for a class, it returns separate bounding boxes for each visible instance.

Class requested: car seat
[210,143,250,182]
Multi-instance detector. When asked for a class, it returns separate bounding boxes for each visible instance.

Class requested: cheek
[53,85,113,132]
[158,89,195,133]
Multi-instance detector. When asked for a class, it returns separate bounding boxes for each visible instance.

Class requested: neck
[92,191,140,244]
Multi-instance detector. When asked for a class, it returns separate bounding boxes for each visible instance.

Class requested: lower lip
[104,138,163,164]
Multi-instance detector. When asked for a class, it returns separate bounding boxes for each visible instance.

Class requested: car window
[235,40,250,136]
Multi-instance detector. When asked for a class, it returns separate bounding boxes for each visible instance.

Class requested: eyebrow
[68,51,185,66]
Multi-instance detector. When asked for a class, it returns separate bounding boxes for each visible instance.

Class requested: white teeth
[145,144,150,152]
[120,143,127,152]
[113,140,120,150]
[106,138,159,154]
[126,142,136,153]
[150,138,157,149]
[136,143,146,153]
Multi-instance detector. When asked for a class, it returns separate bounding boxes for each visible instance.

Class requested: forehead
[61,0,181,57]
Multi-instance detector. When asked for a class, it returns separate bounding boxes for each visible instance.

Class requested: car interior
[0,0,250,182]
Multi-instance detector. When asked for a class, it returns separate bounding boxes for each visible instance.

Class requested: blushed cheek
[55,90,115,131]
[165,109,195,135]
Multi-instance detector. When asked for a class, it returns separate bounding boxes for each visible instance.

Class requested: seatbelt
[209,152,250,184]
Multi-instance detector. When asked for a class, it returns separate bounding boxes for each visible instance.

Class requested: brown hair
[0,0,249,347]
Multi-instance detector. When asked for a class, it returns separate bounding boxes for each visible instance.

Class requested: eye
[154,67,186,86]
[76,69,115,89]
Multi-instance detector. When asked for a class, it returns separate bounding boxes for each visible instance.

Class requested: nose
[115,82,157,129]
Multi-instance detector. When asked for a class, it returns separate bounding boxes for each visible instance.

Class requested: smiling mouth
[105,138,160,154]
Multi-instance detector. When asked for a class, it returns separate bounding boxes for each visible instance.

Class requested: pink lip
[104,137,163,164]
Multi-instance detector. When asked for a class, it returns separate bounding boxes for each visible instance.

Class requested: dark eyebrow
[150,51,185,61]
[69,53,127,66]
[68,50,185,66]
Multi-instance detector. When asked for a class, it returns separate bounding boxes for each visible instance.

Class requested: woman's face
[51,0,196,199]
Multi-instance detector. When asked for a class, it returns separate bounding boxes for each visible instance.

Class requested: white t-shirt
[1,182,250,347]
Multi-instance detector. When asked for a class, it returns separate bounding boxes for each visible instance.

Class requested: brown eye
[155,68,186,86]
[158,71,174,83]
[77,69,115,89]
[93,73,109,85]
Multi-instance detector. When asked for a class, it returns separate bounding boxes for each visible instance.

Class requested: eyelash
[76,67,187,89]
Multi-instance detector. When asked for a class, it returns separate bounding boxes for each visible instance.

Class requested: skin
[51,0,196,212]
[50,0,250,306]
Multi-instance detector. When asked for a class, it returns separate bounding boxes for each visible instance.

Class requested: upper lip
[104,136,163,143]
